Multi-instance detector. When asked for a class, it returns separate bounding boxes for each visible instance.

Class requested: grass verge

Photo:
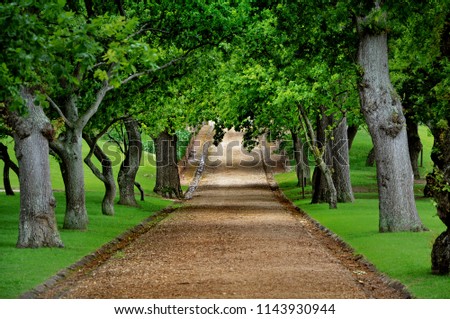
[0,192,173,298]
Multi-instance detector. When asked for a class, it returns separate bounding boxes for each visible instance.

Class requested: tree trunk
[49,95,92,230]
[316,156,337,209]
[429,125,450,274]
[117,118,142,206]
[357,15,426,232]
[0,142,19,196]
[311,111,332,204]
[429,14,450,275]
[9,88,63,248]
[83,134,116,216]
[298,105,337,209]
[347,124,359,151]
[405,113,422,179]
[431,230,450,275]
[153,130,183,199]
[332,117,355,203]
[52,132,89,230]
[291,130,310,187]
[312,114,354,204]
[134,181,145,201]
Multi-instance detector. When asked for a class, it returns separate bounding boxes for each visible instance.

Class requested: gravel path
[36,129,409,299]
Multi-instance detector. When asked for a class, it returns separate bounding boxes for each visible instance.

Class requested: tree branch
[78,41,206,130]
[107,131,125,154]
[84,115,130,162]
[89,61,107,70]
[297,104,316,149]
[49,138,65,158]
[78,81,113,129]
[83,134,108,184]
[119,56,185,86]
[46,95,74,129]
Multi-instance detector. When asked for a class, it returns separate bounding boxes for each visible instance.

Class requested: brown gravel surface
[35,129,410,299]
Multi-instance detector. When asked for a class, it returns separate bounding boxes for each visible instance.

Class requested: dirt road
[36,129,408,299]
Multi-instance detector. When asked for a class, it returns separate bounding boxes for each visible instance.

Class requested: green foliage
[390,1,450,128]
[176,129,192,161]
[357,6,389,35]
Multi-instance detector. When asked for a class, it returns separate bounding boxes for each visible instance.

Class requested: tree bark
[0,142,19,196]
[9,88,63,248]
[311,110,332,204]
[405,113,422,179]
[357,14,426,232]
[429,125,450,274]
[311,114,354,203]
[332,117,355,203]
[83,134,116,216]
[291,130,310,187]
[153,130,183,199]
[52,131,89,230]
[298,105,337,209]
[429,11,450,275]
[47,82,111,230]
[117,118,142,206]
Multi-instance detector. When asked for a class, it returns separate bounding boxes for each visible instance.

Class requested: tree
[82,114,127,216]
[6,89,64,248]
[298,104,338,209]
[0,2,65,247]
[117,118,143,206]
[83,133,117,216]
[389,0,450,271]
[356,2,426,232]
[45,11,163,229]
[153,129,183,198]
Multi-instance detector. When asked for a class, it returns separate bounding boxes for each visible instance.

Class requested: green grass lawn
[0,139,174,298]
[275,126,450,299]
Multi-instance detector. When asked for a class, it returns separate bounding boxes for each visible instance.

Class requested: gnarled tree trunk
[311,110,332,204]
[311,110,353,204]
[429,11,450,275]
[51,129,88,230]
[333,117,354,203]
[298,105,337,209]
[405,113,422,180]
[357,11,426,232]
[430,125,450,274]
[9,88,63,248]
[153,130,183,199]
[47,83,111,230]
[0,142,19,196]
[83,134,116,216]
[117,118,142,206]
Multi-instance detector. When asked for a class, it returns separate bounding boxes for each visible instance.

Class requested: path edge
[19,205,178,299]
[260,146,413,299]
